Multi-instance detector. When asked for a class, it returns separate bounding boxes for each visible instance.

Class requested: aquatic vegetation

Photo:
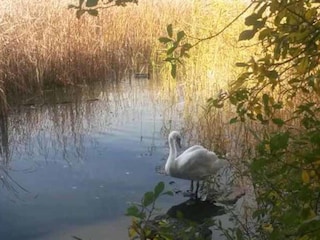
[126,181,221,240]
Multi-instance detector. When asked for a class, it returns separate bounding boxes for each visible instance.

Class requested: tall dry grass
[0,0,193,100]
[0,0,256,167]
[157,0,256,148]
[0,0,257,155]
[155,0,258,204]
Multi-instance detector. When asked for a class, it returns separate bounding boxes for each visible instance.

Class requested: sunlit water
[0,79,243,240]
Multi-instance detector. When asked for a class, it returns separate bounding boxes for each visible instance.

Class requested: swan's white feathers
[165,131,228,181]
[181,145,204,154]
[169,148,221,180]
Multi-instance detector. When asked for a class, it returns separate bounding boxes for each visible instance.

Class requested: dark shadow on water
[148,199,226,240]
[167,198,225,224]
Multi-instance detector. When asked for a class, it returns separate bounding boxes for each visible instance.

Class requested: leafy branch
[159,2,254,78]
[126,181,173,239]
[68,0,138,18]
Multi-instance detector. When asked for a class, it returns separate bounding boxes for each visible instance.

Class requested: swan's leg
[195,181,200,199]
[190,180,194,193]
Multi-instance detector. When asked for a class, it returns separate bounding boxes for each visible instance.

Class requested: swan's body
[165,131,228,197]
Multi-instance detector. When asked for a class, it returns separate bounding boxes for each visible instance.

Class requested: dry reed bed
[157,0,255,151]
[1,0,262,157]
[0,0,192,99]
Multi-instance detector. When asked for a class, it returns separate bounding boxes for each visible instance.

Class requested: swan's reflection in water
[167,198,225,223]
[149,199,226,240]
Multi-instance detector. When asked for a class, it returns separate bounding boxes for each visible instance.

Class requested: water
[0,79,189,240]
[0,79,245,240]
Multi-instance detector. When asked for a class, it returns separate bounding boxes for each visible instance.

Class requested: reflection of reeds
[2,79,163,163]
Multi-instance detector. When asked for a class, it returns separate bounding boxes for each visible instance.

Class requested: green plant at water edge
[160,0,320,239]
[126,182,215,240]
[126,181,174,240]
[228,1,320,239]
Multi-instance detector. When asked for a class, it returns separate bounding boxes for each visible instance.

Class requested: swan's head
[168,131,182,148]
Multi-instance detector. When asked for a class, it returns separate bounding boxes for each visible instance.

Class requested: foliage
[126,181,174,240]
[68,0,138,18]
[160,0,320,239]
[228,2,320,238]
[126,181,207,240]
[158,2,254,78]
[126,182,219,240]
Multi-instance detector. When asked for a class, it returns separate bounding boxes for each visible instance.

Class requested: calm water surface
[0,79,190,240]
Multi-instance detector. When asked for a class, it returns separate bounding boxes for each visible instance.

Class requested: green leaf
[159,37,172,44]
[177,31,185,42]
[270,132,289,152]
[209,99,224,108]
[164,57,176,62]
[238,29,256,41]
[272,118,284,127]
[154,181,165,199]
[167,24,173,38]
[297,57,309,74]
[126,205,143,218]
[171,64,177,78]
[297,216,320,235]
[258,28,272,40]
[236,228,244,240]
[86,0,99,7]
[182,43,192,50]
[76,9,86,19]
[257,114,268,124]
[232,72,251,89]
[229,117,238,124]
[87,9,98,16]
[143,191,154,207]
[262,94,269,104]
[251,157,267,171]
[266,70,278,80]
[79,0,85,7]
[245,13,259,26]
[167,46,176,55]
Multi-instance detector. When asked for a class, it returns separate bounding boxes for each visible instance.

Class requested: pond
[0,78,203,240]
[0,78,245,240]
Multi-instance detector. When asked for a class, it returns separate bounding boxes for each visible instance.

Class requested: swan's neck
[165,137,177,173]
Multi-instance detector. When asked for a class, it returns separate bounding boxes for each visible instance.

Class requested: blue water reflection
[0,80,185,240]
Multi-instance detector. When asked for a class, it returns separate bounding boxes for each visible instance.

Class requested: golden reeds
[0,0,192,100]
[0,0,258,155]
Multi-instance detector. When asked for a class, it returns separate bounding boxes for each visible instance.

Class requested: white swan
[165,131,228,197]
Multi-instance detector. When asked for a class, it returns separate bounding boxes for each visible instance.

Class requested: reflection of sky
[0,80,186,240]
